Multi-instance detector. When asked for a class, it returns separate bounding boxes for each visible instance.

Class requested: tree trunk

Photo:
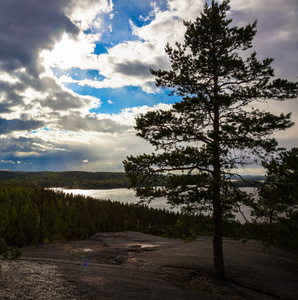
[212,101,225,279]
[212,187,225,279]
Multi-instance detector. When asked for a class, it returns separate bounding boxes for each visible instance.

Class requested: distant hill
[231,175,266,187]
[0,171,265,189]
[233,175,266,181]
[0,171,129,189]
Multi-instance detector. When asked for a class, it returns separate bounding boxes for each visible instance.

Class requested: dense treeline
[0,171,263,189]
[0,182,253,249]
[0,171,129,189]
[0,182,239,252]
[0,183,178,248]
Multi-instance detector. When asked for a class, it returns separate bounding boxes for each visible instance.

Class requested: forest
[0,182,179,254]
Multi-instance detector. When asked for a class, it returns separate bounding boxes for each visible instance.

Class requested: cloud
[229,0,298,158]
[0,100,169,171]
[131,0,203,48]
[48,0,204,93]
[42,89,92,112]
[230,0,298,80]
[92,41,166,92]
[0,0,172,172]
[0,69,101,131]
[0,136,50,160]
[41,32,100,71]
[0,118,44,134]
[0,0,104,134]
[0,127,155,172]
[0,0,79,76]
[64,0,113,31]
[0,79,26,113]
[58,112,131,132]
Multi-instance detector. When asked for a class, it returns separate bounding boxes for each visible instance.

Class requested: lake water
[53,187,257,223]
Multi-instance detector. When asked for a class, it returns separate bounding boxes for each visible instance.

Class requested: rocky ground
[0,231,297,299]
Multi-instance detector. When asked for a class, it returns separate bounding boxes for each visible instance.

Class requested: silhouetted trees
[247,148,298,250]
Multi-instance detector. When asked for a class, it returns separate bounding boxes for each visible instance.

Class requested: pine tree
[253,148,298,224]
[123,0,297,279]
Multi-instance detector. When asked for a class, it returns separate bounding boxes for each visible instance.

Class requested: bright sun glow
[41,33,98,73]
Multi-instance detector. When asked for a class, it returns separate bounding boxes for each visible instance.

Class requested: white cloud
[110,102,173,127]
[41,32,99,71]
[87,0,203,91]
[131,0,203,49]
[64,0,113,31]
[88,40,167,92]
[113,147,125,152]
[1,160,16,164]
[0,72,20,84]
[42,0,204,93]
[45,0,296,95]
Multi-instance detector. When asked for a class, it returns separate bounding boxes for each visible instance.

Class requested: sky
[0,0,297,174]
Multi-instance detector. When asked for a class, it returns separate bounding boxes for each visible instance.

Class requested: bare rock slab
[1,231,297,299]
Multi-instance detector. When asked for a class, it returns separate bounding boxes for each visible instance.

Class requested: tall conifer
[123,0,297,278]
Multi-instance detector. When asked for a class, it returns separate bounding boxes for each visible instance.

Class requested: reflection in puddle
[128,243,157,249]
[83,248,93,252]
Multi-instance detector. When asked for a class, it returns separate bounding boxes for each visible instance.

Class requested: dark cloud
[0,118,44,134]
[0,135,77,171]
[0,73,91,114]
[43,91,87,111]
[0,135,105,172]
[3,151,83,172]
[0,105,11,114]
[0,0,78,75]
[115,61,152,78]
[0,136,38,153]
[0,80,26,112]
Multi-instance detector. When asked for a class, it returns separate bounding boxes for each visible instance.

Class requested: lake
[53,187,257,223]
